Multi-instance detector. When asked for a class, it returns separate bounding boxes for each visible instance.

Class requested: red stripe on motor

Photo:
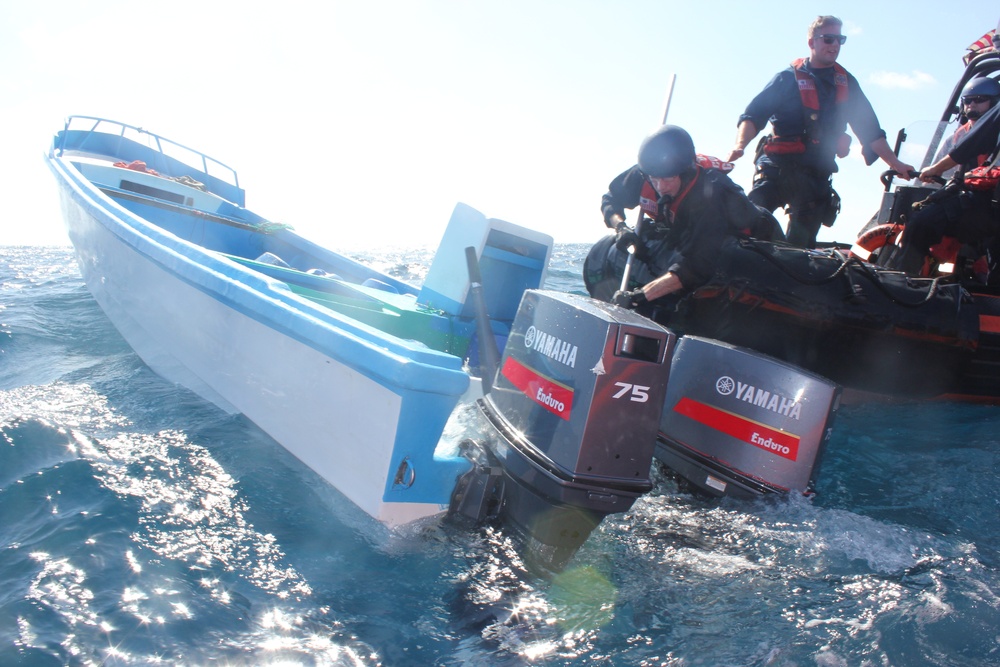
[673,396,800,461]
[501,357,574,420]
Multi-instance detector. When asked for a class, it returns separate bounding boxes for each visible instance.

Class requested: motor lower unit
[452,289,676,571]
[655,336,841,498]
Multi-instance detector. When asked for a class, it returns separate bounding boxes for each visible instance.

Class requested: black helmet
[961,76,1000,103]
[639,125,694,178]
[638,125,696,178]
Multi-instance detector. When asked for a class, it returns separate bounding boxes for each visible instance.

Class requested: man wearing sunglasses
[726,15,915,248]
[887,89,1000,276]
[933,77,1000,175]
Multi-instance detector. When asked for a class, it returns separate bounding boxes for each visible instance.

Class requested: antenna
[619,75,677,295]
[661,74,677,125]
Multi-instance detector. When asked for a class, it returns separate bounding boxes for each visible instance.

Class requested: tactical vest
[949,121,990,169]
[638,156,733,219]
[767,58,851,158]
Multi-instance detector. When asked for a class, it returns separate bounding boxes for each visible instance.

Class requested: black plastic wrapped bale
[656,335,841,498]
[471,289,675,571]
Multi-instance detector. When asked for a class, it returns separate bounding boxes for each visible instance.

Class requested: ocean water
[1,244,999,666]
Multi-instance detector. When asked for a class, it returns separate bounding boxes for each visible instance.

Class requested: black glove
[611,289,648,309]
[614,223,641,253]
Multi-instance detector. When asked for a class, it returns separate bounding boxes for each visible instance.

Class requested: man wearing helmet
[726,15,915,248]
[934,76,1000,173]
[588,125,779,308]
[888,90,1000,276]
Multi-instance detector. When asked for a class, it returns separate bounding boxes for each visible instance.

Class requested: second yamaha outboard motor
[656,336,841,498]
[452,290,676,572]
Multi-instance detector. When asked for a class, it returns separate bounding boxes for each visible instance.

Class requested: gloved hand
[614,222,641,253]
[611,288,648,309]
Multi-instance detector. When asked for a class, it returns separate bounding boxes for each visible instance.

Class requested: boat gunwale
[47,151,471,398]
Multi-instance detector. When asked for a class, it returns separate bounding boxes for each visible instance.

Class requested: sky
[3,1,1000,250]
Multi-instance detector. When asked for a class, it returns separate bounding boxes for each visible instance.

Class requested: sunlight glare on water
[3,245,1000,665]
[1,380,383,664]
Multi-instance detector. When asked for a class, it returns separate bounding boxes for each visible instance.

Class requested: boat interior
[52,117,551,361]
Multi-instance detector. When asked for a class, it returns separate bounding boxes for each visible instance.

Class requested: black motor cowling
[451,290,675,572]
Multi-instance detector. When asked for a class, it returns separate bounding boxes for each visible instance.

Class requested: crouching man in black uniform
[584,124,780,317]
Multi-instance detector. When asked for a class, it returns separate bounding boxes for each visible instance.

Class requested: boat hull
[49,146,472,527]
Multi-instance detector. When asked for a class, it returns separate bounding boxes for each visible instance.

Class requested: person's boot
[888,244,927,276]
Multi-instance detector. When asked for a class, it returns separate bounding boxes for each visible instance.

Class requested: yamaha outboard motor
[656,336,841,497]
[452,290,675,572]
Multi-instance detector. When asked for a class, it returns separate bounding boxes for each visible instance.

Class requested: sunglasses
[963,95,991,105]
[816,34,847,45]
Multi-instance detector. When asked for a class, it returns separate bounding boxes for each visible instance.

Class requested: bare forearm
[642,272,683,301]
[920,156,959,182]
[871,137,914,176]
[727,121,759,162]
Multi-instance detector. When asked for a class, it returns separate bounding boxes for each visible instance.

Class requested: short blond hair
[809,15,842,39]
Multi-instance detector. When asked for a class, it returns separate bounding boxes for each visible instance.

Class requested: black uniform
[893,103,1000,275]
[586,165,777,304]
[950,102,1000,166]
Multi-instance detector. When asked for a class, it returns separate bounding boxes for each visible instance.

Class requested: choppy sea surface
[1,244,999,666]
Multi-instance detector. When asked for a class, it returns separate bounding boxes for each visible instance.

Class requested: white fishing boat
[47,115,552,528]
